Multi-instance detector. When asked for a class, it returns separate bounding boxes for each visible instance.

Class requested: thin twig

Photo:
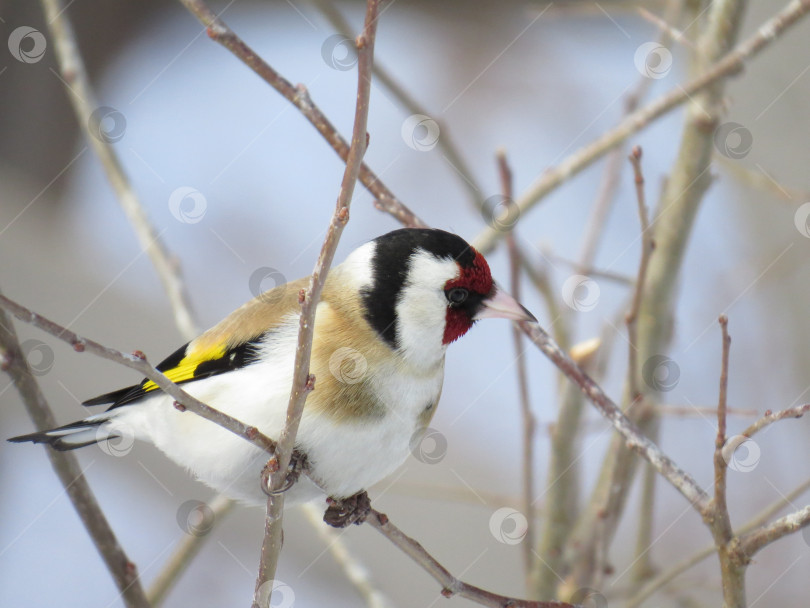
[739,403,810,438]
[735,506,810,560]
[657,405,757,418]
[472,0,810,254]
[626,145,655,403]
[0,301,151,608]
[637,7,697,50]
[0,293,278,455]
[577,0,682,270]
[147,494,235,606]
[709,315,741,604]
[253,2,380,604]
[565,0,753,592]
[176,0,426,231]
[500,150,536,578]
[625,477,810,607]
[309,0,485,214]
[517,320,710,512]
[365,510,578,608]
[713,315,732,533]
[42,0,199,341]
[717,156,808,203]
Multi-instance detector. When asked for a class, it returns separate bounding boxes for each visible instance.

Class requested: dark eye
[446,287,469,305]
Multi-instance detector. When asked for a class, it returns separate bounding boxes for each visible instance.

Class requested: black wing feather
[82,337,265,411]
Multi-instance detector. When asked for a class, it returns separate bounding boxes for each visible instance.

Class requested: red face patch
[442,250,494,344]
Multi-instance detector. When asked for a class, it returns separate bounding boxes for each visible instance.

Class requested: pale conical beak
[475,287,537,322]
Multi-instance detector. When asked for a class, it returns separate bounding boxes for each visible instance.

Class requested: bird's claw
[261,449,309,496]
[323,490,371,528]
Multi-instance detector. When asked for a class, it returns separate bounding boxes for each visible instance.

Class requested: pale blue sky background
[1,2,809,606]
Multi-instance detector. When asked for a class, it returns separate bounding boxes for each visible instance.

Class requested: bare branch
[739,403,810,439]
[517,320,710,511]
[736,505,810,561]
[176,0,426,230]
[310,0,485,214]
[626,478,810,607]
[472,0,810,254]
[0,293,277,455]
[637,7,696,50]
[41,0,199,341]
[253,1,380,603]
[365,509,578,608]
[500,150,536,578]
[712,315,733,539]
[626,145,655,403]
[707,315,745,607]
[565,0,753,592]
[578,0,683,270]
[0,301,151,608]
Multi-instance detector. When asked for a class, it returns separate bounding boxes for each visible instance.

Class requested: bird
[9,228,535,527]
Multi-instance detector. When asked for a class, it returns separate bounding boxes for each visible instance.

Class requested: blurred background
[1,0,809,606]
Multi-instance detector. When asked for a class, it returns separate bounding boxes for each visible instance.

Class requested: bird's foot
[323,490,371,528]
[261,448,309,495]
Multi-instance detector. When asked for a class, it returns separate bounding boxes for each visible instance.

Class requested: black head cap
[360,228,486,348]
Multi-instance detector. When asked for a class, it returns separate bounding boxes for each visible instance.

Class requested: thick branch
[1,302,150,608]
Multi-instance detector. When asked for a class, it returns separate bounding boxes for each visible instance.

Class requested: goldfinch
[10,228,534,525]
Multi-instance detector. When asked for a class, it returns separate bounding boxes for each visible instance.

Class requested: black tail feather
[8,417,108,451]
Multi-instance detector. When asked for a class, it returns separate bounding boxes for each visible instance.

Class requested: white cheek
[395,251,459,369]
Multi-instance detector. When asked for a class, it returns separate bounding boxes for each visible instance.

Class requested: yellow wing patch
[142,343,228,393]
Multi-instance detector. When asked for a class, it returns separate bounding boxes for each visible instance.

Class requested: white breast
[106,315,445,506]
